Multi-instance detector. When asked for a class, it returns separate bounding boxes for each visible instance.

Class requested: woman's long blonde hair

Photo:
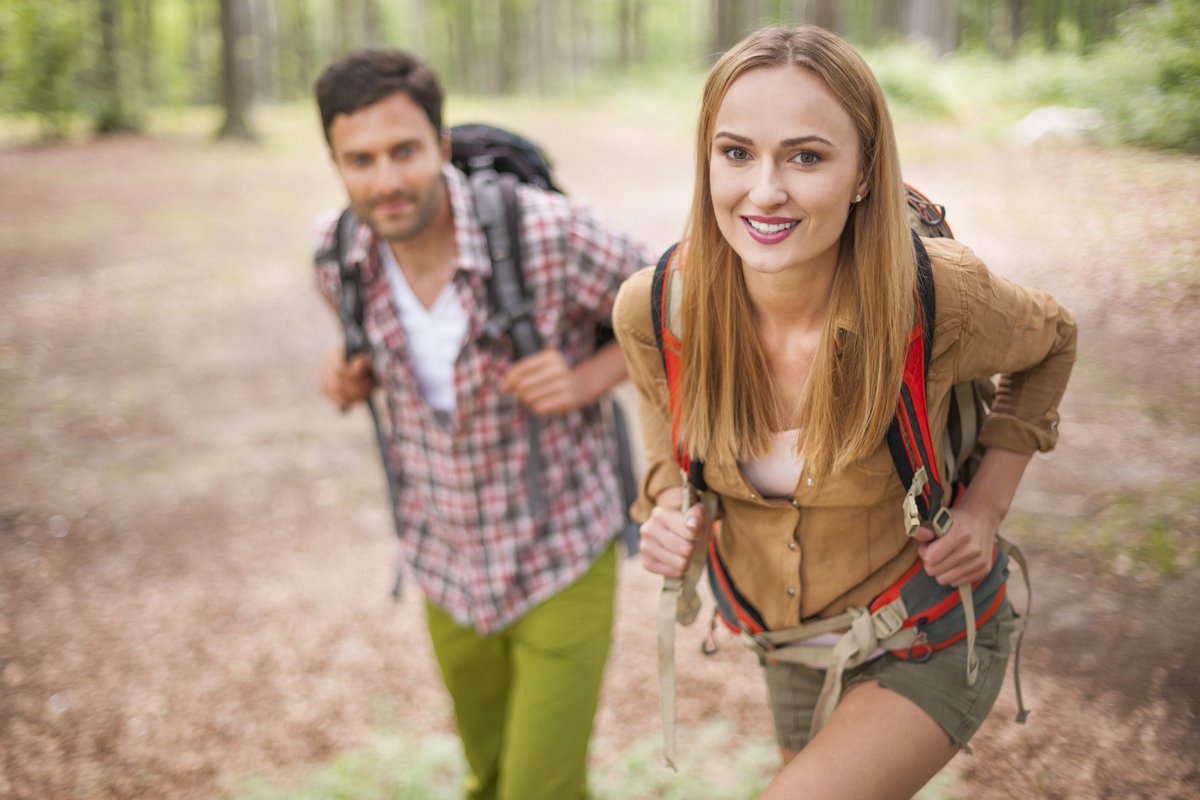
[677,25,913,476]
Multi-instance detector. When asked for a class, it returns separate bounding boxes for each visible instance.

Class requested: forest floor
[1,98,1198,799]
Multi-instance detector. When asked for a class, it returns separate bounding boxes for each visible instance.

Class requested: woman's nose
[747,162,786,210]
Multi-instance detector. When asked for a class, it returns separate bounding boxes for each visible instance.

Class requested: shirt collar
[445,163,492,279]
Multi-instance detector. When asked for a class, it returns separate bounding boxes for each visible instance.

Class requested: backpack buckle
[906,624,933,663]
[931,506,954,537]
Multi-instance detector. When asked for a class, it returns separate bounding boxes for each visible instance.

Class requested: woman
[612,25,1076,799]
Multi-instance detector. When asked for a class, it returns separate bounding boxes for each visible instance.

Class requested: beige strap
[999,535,1033,723]
[657,474,714,769]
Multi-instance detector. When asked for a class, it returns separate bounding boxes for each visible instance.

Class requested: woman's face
[709,65,865,279]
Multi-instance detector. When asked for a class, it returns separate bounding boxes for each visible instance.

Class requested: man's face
[328,91,450,243]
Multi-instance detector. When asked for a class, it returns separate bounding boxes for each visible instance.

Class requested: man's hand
[320,347,375,411]
[500,347,580,414]
[639,485,712,578]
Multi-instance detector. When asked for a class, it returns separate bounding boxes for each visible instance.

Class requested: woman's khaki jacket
[612,237,1077,629]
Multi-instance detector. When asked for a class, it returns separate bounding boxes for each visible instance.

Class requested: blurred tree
[3,0,85,139]
[251,0,277,102]
[95,0,141,132]
[217,0,257,139]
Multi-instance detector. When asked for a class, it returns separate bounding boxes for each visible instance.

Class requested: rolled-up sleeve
[613,267,683,521]
[940,242,1078,454]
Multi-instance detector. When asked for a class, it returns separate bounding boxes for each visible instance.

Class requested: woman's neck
[743,255,837,337]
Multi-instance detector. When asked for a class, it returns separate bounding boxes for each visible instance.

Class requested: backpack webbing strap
[999,535,1033,723]
[469,167,548,523]
[657,475,716,770]
[888,232,950,533]
[327,210,408,599]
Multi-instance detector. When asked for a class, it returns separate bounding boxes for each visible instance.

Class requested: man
[311,49,652,800]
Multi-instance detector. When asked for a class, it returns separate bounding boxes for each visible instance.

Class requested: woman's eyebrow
[713,131,836,148]
[780,135,836,148]
[713,130,752,144]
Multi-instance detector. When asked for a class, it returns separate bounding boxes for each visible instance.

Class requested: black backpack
[326,123,641,577]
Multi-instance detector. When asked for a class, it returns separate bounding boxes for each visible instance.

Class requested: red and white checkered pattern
[314,166,652,632]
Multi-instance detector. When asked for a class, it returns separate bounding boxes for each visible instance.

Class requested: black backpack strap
[651,242,677,363]
[467,163,549,522]
[327,208,368,360]
[650,242,708,494]
[321,208,408,597]
[470,168,543,357]
[885,232,949,529]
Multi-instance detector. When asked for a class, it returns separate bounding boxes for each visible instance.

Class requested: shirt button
[786,587,796,597]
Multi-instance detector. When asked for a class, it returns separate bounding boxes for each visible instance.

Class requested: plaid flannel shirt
[314,165,652,633]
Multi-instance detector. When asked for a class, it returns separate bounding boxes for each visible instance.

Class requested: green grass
[230,718,968,799]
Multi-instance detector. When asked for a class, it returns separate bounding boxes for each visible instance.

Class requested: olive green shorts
[763,599,1015,751]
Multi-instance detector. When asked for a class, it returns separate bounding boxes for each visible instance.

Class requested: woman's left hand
[910,499,999,587]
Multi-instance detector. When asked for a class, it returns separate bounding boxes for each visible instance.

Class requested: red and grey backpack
[652,187,1030,762]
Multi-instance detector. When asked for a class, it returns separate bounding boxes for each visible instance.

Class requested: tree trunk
[1010,0,1024,49]
[95,0,138,133]
[908,0,958,55]
[217,0,257,140]
[498,0,520,92]
[134,0,155,105]
[251,0,277,102]
[363,0,382,45]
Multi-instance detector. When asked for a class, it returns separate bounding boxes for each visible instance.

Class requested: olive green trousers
[425,540,617,800]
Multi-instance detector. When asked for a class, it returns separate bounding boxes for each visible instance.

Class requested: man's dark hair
[315,48,444,146]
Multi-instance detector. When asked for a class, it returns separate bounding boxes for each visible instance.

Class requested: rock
[1011,105,1104,146]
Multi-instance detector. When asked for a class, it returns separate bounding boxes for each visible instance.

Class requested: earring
[854,194,863,203]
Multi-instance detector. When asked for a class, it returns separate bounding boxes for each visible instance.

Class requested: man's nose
[375,158,407,194]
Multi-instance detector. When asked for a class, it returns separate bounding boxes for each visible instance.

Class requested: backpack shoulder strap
[651,243,706,490]
[469,168,543,357]
[886,231,951,533]
[329,208,368,361]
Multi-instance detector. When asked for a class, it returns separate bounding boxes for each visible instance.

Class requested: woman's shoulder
[613,264,660,345]
[921,236,993,331]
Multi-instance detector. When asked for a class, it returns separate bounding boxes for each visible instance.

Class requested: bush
[0,1,86,139]
[1083,0,1200,152]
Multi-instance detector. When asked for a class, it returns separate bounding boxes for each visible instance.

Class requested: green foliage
[234,731,464,800]
[0,0,86,139]
[862,45,952,117]
[1090,0,1200,152]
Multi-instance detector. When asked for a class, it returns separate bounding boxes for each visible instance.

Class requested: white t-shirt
[380,242,468,414]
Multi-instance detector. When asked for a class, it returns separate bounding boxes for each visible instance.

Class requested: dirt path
[1,105,1198,799]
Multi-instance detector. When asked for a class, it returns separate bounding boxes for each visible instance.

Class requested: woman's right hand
[639,484,712,578]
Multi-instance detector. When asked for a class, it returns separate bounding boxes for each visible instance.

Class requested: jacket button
[805,477,815,487]
[786,587,796,597]
[790,498,800,507]
[788,541,797,551]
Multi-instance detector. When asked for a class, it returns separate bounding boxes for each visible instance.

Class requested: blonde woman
[613,25,1076,799]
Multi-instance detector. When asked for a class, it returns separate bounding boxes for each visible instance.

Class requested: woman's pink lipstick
[742,215,799,244]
